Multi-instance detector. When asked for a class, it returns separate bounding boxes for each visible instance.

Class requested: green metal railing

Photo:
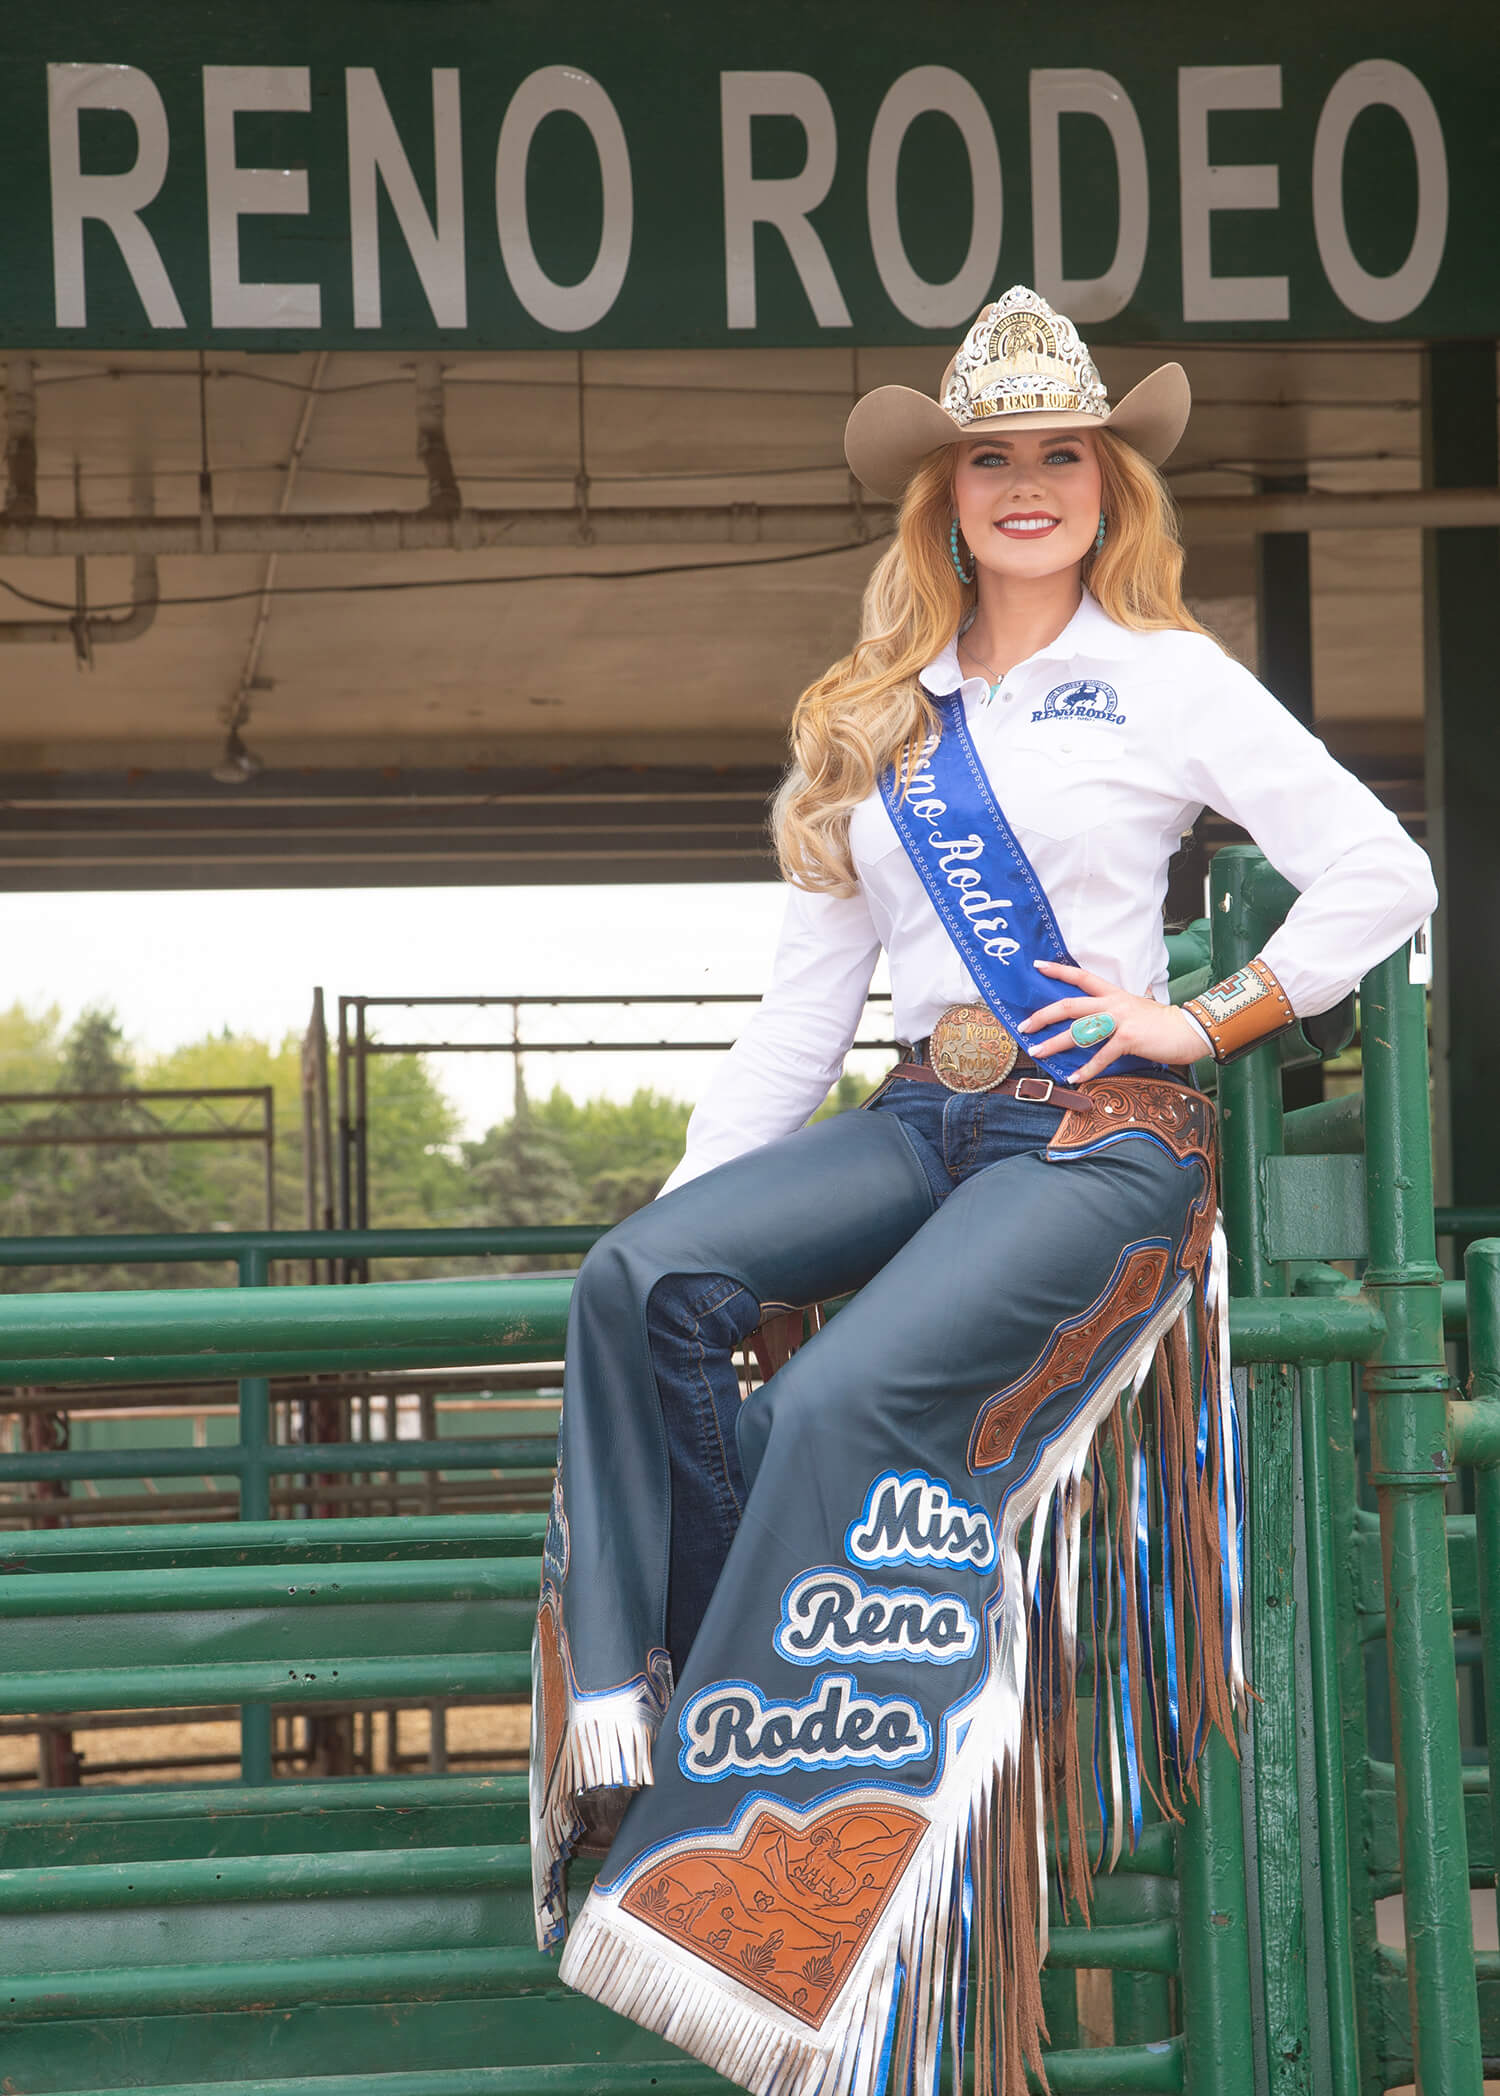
[1,871,1496,2090]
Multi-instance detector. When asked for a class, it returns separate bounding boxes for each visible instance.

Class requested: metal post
[1462,1240,1500,1954]
[1256,469,1319,1120]
[1362,949,1481,2090]
[336,996,352,1238]
[354,1000,370,1239]
[263,1085,276,1233]
[1174,849,1257,2095]
[1210,846,1310,2095]
[1296,1273,1363,2096]
[1421,343,1500,1227]
[237,1245,274,1787]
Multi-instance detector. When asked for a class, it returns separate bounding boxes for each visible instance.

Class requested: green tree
[526,1086,692,1221]
[461,1075,583,1265]
[0,1008,202,1290]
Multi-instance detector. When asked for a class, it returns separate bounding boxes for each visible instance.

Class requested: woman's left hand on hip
[1019,959,1209,1080]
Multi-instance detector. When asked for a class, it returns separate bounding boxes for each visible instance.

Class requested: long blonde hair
[773,428,1222,894]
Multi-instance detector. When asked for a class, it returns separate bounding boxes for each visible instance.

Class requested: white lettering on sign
[775,1568,979,1666]
[1312,61,1447,323]
[347,68,467,329]
[48,63,185,329]
[1178,65,1289,323]
[678,1671,931,1781]
[867,66,1002,329]
[1029,69,1148,325]
[846,1470,998,1574]
[721,71,851,330]
[496,66,633,333]
[203,66,321,329]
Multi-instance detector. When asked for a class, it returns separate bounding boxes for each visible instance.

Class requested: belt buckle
[1012,1075,1055,1105]
[927,1004,1020,1093]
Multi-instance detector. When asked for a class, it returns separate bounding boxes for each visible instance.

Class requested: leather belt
[883,1061,1093,1112]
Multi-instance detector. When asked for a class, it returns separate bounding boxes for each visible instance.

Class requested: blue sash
[879,692,1158,1085]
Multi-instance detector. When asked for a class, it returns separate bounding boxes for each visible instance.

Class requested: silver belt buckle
[1012,1075,1056,1105]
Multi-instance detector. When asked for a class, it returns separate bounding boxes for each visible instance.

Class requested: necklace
[957,635,1007,700]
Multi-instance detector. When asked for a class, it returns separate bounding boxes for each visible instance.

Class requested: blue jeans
[646,1082,1066,1672]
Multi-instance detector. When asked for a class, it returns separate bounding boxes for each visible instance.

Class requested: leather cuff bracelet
[1182,957,1296,1064]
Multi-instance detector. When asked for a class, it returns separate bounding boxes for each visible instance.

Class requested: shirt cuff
[1176,1008,1214,1057]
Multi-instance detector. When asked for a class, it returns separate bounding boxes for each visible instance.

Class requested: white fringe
[531,1651,665,1952]
[561,1279,1197,2096]
[1206,1217,1246,1707]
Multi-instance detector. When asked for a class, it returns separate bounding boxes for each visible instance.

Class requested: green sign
[4,1,1496,349]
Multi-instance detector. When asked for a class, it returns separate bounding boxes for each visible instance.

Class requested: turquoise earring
[1095,513,1108,551]
[949,519,975,585]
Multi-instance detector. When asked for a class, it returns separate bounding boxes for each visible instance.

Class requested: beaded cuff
[1182,957,1296,1064]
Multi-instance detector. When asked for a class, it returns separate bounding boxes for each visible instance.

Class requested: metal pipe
[1,1557,537,1617]
[1,483,1497,562]
[0,1437,557,1480]
[4,355,37,520]
[1361,947,1482,2091]
[0,1651,531,1718]
[1283,1090,1365,1157]
[1297,1272,1365,2096]
[1463,1240,1500,1957]
[1207,845,1309,2088]
[0,552,159,646]
[416,357,461,516]
[0,1224,602,1265]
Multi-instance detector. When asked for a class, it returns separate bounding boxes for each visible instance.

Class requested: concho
[927,1003,1020,1093]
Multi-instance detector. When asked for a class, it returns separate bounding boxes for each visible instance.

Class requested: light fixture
[210,723,264,785]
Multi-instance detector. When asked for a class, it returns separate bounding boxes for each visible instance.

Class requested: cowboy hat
[844,284,1190,501]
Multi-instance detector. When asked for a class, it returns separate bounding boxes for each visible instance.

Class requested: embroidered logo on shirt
[1032,678,1126,726]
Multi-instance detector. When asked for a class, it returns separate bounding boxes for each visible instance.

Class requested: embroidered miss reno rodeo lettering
[1032,678,1127,725]
[775,1567,979,1666]
[678,1672,932,1780]
[845,1470,998,1573]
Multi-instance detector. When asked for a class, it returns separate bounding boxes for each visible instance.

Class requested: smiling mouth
[996,516,1060,536]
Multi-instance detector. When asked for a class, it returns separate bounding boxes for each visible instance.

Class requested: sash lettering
[845,1470,998,1574]
[678,1672,931,1781]
[880,696,1156,1082]
[776,1567,979,1665]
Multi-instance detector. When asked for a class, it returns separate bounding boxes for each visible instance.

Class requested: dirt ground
[0,1702,530,1788]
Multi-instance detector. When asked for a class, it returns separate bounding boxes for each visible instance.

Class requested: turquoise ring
[1070,1012,1117,1048]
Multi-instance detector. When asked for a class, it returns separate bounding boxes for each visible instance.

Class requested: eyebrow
[965,437,1083,452]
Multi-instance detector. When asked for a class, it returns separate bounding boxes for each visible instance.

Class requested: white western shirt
[661,590,1437,1193]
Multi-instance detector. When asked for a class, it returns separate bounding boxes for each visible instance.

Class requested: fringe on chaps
[534,1078,1246,2096]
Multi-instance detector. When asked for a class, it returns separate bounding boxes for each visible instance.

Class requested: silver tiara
[941,285,1110,426]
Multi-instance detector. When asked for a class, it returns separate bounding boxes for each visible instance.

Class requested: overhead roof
[0,338,1449,887]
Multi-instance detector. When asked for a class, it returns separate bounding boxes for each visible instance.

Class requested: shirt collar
[917,589,1137,696]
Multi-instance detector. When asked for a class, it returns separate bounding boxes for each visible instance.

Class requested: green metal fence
[0,862,1493,2092]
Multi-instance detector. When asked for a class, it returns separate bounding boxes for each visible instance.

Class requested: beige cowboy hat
[844,284,1190,501]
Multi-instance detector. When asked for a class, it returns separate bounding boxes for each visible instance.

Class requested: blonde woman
[532,287,1435,2096]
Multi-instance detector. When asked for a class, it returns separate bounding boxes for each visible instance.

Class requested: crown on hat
[941,285,1110,428]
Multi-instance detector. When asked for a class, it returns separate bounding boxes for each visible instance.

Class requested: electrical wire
[0,535,894,618]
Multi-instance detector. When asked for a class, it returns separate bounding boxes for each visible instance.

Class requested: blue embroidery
[775,1566,980,1666]
[1032,678,1126,725]
[677,1672,932,1781]
[845,1469,998,1574]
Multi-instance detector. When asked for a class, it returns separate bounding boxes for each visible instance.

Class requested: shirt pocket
[995,737,1099,846]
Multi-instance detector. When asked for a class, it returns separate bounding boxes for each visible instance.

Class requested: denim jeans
[646,1081,1066,1672]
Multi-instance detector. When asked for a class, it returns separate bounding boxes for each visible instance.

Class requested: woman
[531,286,1436,2096]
